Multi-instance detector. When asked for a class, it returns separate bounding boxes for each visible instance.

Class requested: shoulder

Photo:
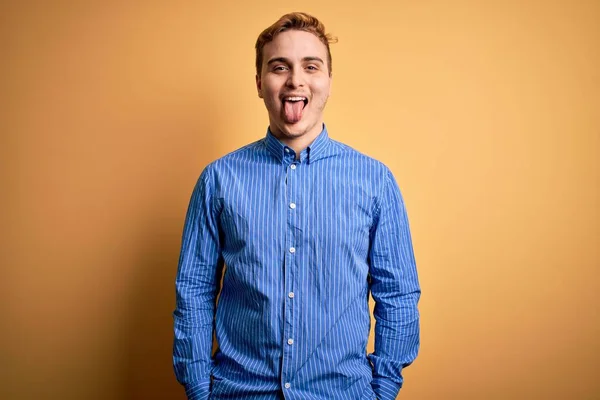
[328,138,406,208]
[199,139,266,176]
[329,138,392,179]
[211,139,265,167]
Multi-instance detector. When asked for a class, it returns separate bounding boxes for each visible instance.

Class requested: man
[173,12,420,400]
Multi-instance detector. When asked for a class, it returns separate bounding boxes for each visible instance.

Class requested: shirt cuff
[185,378,211,400]
[372,376,402,400]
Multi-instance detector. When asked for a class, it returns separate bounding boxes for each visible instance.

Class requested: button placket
[282,158,299,392]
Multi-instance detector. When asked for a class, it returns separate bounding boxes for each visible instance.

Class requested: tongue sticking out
[283,100,305,124]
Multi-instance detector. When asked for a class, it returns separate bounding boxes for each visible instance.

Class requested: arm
[173,167,224,400]
[368,170,421,400]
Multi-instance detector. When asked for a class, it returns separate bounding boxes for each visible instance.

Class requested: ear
[256,74,263,98]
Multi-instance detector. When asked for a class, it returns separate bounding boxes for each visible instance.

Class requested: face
[256,30,332,142]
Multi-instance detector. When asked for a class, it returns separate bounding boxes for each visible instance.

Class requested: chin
[270,114,319,138]
[280,123,308,137]
[285,126,308,136]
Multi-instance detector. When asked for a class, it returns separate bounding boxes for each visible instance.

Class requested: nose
[286,67,304,88]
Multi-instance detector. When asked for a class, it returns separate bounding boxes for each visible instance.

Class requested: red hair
[255,12,337,76]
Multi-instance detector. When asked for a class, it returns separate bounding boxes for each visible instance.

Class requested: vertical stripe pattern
[173,126,420,400]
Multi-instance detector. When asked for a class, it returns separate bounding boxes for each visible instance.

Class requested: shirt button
[284,382,291,389]
[289,203,296,209]
[284,148,290,153]
[290,164,296,170]
[288,292,294,298]
[289,247,295,253]
[287,338,294,345]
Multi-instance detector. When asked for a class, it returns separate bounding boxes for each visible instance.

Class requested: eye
[273,65,288,72]
[306,65,319,71]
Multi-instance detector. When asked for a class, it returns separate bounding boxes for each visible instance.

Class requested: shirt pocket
[312,186,373,302]
[218,197,283,308]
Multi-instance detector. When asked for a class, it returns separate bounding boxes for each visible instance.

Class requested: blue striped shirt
[173,125,420,400]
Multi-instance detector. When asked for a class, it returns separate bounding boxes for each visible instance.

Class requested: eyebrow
[267,56,325,65]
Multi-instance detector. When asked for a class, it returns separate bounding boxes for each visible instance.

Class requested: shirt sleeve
[173,166,224,400]
[368,169,421,400]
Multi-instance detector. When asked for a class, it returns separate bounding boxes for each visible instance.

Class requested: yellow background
[2,1,598,399]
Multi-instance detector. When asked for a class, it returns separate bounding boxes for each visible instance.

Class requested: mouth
[281,96,308,124]
[282,96,308,108]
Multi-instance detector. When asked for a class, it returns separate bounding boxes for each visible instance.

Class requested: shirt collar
[264,124,334,164]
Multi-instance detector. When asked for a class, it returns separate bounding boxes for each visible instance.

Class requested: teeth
[284,96,306,101]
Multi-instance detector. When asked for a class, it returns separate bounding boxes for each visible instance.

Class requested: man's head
[255,12,336,77]
[255,12,337,144]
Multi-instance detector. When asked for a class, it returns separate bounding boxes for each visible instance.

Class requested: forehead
[262,30,328,62]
